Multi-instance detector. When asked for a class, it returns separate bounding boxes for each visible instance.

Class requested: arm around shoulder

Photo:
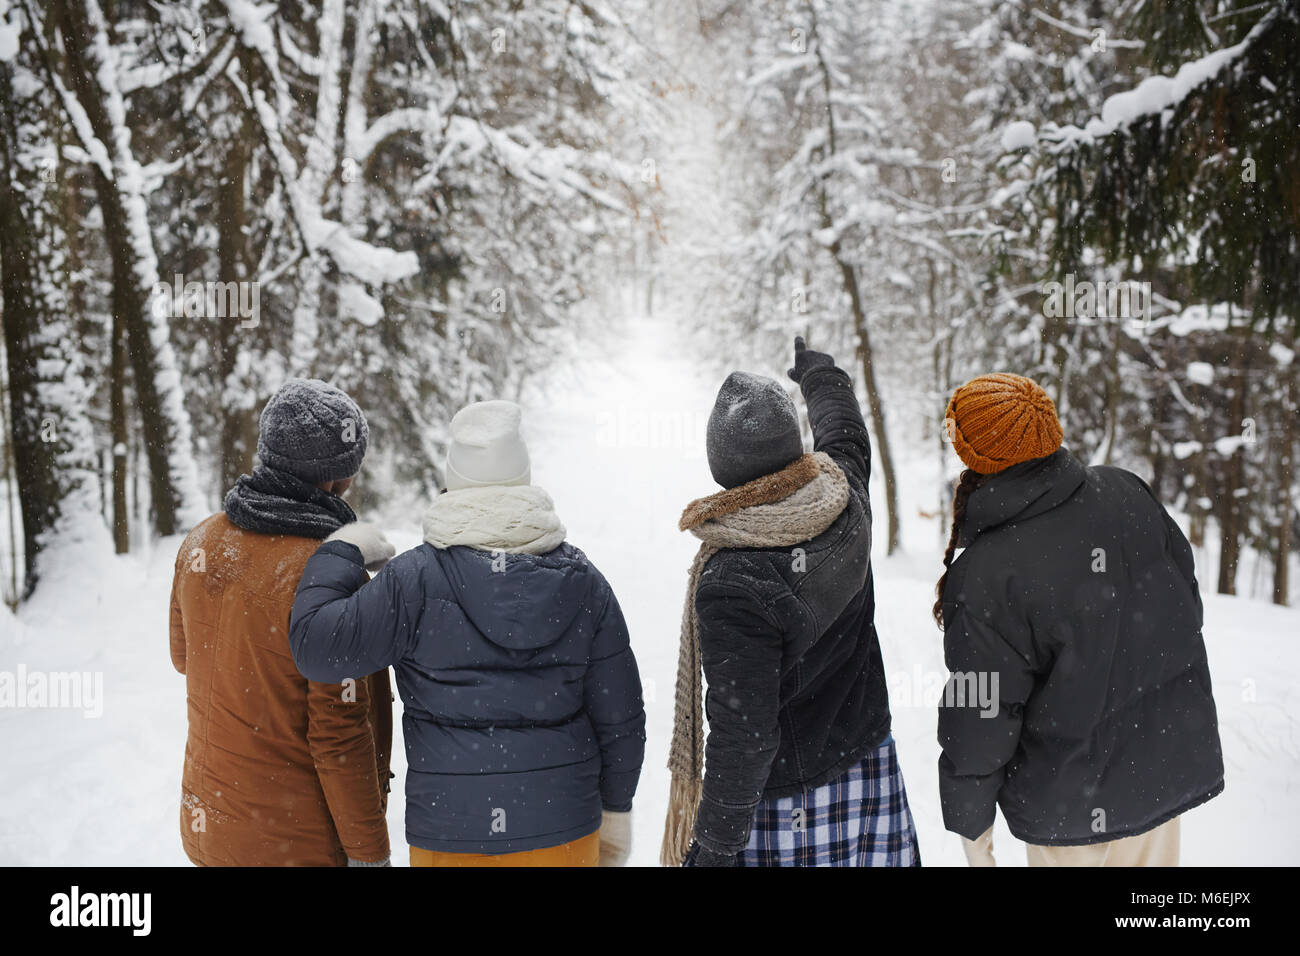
[290,539,409,683]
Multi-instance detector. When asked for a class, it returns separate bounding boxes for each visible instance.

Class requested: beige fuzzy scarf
[422,485,567,555]
[661,451,850,866]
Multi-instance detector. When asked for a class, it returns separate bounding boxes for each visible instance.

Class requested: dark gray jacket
[938,448,1224,845]
[692,363,892,856]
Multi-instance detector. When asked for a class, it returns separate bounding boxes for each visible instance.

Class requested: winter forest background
[1,0,1298,865]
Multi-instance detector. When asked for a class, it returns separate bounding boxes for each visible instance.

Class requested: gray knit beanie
[706,371,804,489]
[257,379,369,483]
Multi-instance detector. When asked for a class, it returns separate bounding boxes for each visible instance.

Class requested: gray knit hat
[257,379,369,483]
[706,371,803,489]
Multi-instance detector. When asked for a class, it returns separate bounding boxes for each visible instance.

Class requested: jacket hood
[431,544,593,650]
[960,447,1086,545]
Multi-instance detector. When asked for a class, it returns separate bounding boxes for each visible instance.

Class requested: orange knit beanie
[945,373,1064,475]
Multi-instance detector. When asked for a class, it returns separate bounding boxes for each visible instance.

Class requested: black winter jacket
[692,364,892,856]
[938,448,1224,845]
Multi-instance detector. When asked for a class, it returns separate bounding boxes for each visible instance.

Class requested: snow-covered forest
[1,0,1298,868]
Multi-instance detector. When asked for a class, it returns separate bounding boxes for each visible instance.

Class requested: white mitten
[598,809,632,867]
[326,522,396,572]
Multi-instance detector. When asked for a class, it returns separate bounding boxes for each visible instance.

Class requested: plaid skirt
[737,735,921,867]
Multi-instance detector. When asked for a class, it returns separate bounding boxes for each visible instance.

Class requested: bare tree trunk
[1217,329,1247,595]
[217,128,256,494]
[110,312,129,553]
[48,0,201,535]
[1215,465,1244,596]
[1040,307,1073,426]
[0,62,57,592]
[837,249,902,554]
[927,258,949,547]
[1151,382,1170,501]
[1097,322,1121,465]
[806,9,901,554]
[1274,362,1296,605]
[1189,444,1208,549]
[1,389,19,610]
[0,49,102,586]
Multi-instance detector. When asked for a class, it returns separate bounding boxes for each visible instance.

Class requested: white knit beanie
[444,400,531,490]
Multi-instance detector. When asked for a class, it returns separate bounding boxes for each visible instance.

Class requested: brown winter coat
[169,513,392,866]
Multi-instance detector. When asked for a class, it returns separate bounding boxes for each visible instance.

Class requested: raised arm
[787,336,871,492]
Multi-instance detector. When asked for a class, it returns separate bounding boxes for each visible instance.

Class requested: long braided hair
[933,469,984,628]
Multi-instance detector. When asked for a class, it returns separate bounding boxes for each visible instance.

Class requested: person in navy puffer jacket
[289,400,645,866]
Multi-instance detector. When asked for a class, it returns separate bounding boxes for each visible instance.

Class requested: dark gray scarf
[224,465,356,539]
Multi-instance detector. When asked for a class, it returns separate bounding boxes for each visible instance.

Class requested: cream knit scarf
[661,451,850,866]
[422,485,567,555]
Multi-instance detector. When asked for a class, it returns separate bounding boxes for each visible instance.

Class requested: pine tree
[1031,0,1300,599]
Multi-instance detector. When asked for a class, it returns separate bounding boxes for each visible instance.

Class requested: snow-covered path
[521,314,718,866]
[1,312,1297,865]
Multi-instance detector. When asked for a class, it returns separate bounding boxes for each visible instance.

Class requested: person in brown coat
[169,379,395,866]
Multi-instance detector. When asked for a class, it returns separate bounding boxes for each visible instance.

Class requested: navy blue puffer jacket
[289,539,645,855]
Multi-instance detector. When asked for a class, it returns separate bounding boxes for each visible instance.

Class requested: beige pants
[963,816,1180,867]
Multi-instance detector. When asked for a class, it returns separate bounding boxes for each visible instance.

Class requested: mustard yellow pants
[409,830,600,867]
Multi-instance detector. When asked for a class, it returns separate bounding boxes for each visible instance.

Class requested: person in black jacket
[936,372,1224,866]
[664,337,919,867]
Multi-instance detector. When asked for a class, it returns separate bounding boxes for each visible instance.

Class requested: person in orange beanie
[934,372,1223,867]
[942,372,1064,475]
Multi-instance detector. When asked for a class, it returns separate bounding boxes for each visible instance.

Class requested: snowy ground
[1,313,1297,866]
